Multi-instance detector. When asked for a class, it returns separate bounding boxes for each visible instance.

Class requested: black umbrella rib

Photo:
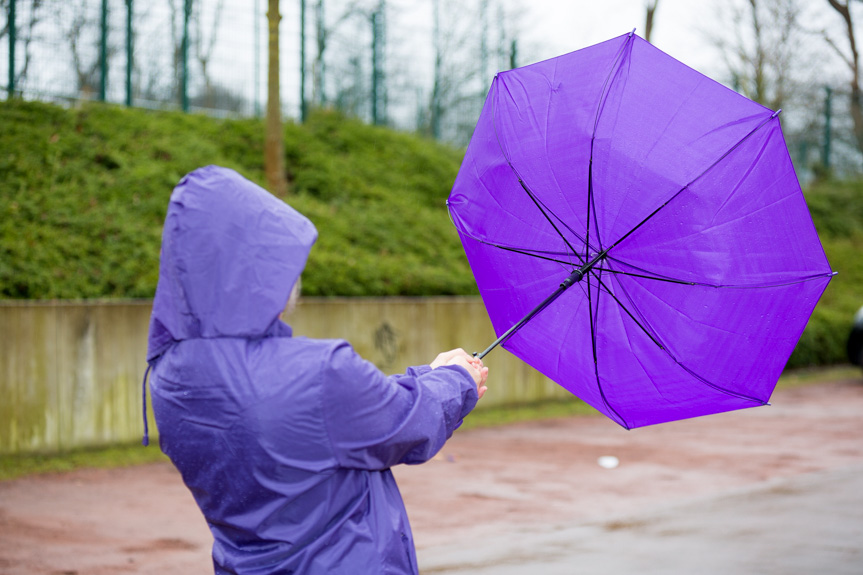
[602,110,782,259]
[455,231,576,267]
[490,75,582,267]
[604,271,767,405]
[447,203,577,266]
[592,272,666,351]
[486,241,575,267]
[586,158,603,256]
[587,268,631,429]
[593,266,697,286]
[527,192,600,260]
[515,177,582,264]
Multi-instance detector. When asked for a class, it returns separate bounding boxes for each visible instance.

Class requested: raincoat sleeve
[321,340,479,470]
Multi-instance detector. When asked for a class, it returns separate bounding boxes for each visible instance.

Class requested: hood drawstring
[142,363,152,446]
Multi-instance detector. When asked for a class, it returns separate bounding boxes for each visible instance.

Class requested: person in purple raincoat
[145,165,488,574]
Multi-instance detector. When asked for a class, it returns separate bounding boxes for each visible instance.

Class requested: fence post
[100,0,109,101]
[125,0,133,106]
[371,5,385,126]
[431,0,441,139]
[300,0,306,122]
[480,0,488,87]
[822,86,833,170]
[7,0,15,98]
[254,0,261,116]
[181,0,192,112]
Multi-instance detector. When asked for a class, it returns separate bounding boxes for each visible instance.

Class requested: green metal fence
[2,0,279,117]
[1,2,856,173]
[1,0,509,145]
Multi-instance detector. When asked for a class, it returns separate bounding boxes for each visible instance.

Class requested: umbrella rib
[595,265,836,290]
[677,363,768,405]
[488,32,638,270]
[529,193,603,258]
[602,110,782,258]
[594,266,697,286]
[515,176,582,266]
[591,30,637,137]
[490,71,583,267]
[587,268,631,429]
[588,30,637,255]
[485,242,576,267]
[456,230,576,267]
[447,201,577,267]
[592,272,666,351]
[595,271,767,406]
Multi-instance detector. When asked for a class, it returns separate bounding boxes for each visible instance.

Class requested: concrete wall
[0,298,566,455]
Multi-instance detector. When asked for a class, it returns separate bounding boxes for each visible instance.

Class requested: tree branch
[823,29,856,70]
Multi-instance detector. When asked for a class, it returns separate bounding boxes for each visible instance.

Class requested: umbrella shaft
[476,284,567,359]
[475,258,602,359]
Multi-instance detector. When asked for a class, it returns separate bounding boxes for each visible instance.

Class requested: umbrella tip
[629,28,636,37]
[772,109,782,118]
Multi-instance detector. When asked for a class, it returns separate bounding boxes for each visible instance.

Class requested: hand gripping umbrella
[447,31,835,429]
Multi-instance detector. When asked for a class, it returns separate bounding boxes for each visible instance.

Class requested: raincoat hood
[147,165,317,361]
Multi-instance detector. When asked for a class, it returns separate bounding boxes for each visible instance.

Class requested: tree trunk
[265,0,288,196]
[644,0,659,43]
[826,0,863,155]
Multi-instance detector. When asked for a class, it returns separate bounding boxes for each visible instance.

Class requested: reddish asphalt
[0,376,861,574]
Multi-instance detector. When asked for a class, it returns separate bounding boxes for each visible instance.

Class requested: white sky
[521,0,716,73]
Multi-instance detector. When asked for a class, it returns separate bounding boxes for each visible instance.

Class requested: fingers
[445,356,488,396]
[444,355,478,381]
[430,350,488,400]
[430,348,471,369]
[477,365,489,387]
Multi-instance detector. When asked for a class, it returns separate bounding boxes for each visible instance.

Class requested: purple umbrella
[447,31,834,429]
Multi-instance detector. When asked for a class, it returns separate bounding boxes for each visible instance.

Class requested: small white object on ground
[598,455,619,469]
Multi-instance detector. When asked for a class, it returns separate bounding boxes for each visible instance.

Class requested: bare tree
[311,0,374,106]
[3,0,45,91]
[645,0,659,43]
[193,0,226,109]
[425,0,520,144]
[266,0,288,196]
[708,0,803,111]
[824,0,863,154]
[167,0,185,103]
[58,0,115,99]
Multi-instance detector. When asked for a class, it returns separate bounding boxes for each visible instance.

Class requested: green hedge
[0,100,475,298]
[787,180,863,368]
[1,99,860,367]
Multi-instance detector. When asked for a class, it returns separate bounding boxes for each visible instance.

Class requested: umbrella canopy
[447,31,834,429]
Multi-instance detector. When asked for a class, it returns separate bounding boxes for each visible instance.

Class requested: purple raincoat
[146,166,479,574]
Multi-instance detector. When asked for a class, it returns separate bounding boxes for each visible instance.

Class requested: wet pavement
[1,376,861,574]
[417,463,863,574]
